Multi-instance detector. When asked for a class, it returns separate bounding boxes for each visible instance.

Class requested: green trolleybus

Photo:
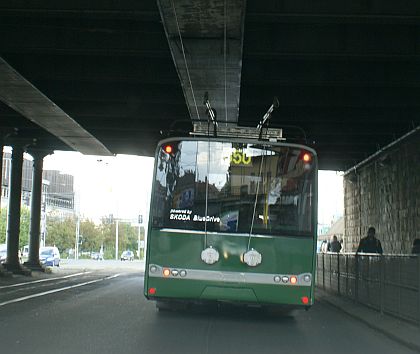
[144,125,317,311]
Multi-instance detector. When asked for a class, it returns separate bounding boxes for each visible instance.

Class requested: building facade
[1,152,75,218]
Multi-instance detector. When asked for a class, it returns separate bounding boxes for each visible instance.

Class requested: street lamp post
[115,219,119,260]
[75,215,80,260]
[74,183,81,261]
[40,179,49,247]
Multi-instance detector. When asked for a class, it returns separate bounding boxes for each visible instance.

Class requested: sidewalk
[316,288,420,352]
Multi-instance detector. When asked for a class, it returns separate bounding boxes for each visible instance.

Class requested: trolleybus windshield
[152,140,316,237]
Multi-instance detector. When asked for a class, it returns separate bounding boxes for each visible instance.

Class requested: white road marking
[0,274,121,307]
[0,272,92,290]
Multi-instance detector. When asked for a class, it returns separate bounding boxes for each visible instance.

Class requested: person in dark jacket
[356,227,383,254]
[327,235,342,253]
[411,239,420,254]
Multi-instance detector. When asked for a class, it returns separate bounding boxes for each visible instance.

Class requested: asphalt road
[0,261,417,354]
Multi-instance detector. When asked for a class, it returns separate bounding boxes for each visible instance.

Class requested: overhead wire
[247,147,267,251]
[170,1,229,250]
[203,139,210,248]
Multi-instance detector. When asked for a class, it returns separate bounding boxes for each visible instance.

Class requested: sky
[43,151,155,223]
[40,151,343,227]
[317,170,344,226]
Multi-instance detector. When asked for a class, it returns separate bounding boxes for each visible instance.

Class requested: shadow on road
[154,301,297,323]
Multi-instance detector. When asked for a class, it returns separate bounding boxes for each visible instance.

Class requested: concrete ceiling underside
[0,1,419,170]
[158,0,245,125]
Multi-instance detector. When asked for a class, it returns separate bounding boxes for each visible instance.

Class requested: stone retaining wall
[343,131,420,253]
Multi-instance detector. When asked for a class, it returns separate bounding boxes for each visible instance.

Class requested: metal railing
[316,253,420,325]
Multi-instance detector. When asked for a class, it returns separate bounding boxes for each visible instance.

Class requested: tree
[0,208,141,259]
[46,216,77,252]
[118,222,138,253]
[80,219,102,252]
[0,207,6,244]
[19,207,30,248]
[100,221,116,259]
[97,220,139,259]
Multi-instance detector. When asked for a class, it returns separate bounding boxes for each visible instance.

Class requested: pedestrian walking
[327,235,342,253]
[356,227,383,254]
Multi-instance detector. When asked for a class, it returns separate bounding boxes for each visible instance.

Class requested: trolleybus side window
[152,140,315,236]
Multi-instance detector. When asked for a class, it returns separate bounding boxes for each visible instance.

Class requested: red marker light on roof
[164,145,173,154]
[302,152,311,162]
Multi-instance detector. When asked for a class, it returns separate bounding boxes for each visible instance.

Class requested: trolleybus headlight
[274,276,281,283]
[163,268,171,277]
[171,270,179,276]
[281,276,289,283]
[201,247,219,265]
[179,270,187,277]
[290,276,298,284]
[150,265,158,273]
[243,249,262,267]
[303,274,311,283]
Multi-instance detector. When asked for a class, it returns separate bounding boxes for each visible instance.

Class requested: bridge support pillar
[24,149,51,272]
[3,144,30,275]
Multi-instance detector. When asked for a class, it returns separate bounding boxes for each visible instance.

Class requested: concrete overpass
[0,1,419,169]
[0,1,419,273]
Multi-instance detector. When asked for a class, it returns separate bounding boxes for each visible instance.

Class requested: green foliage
[0,206,140,259]
[80,219,102,252]
[119,221,139,253]
[100,222,116,257]
[0,206,30,248]
[0,207,6,244]
[19,207,30,248]
[46,216,76,251]
[97,221,141,258]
